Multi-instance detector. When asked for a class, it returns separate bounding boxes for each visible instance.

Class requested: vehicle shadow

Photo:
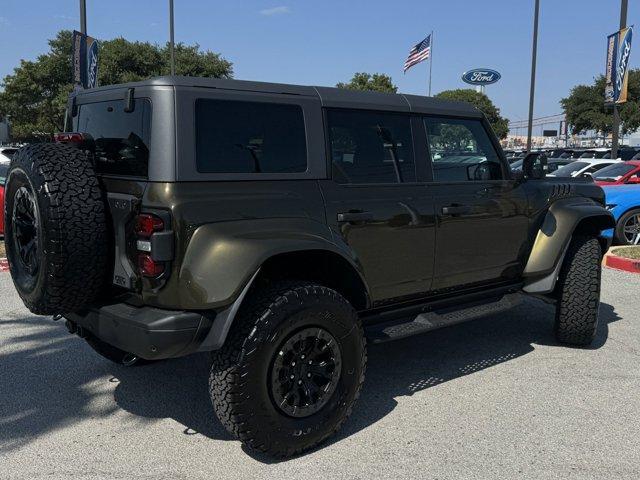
[0,298,622,459]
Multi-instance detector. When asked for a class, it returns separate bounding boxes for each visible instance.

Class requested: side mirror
[522,152,547,180]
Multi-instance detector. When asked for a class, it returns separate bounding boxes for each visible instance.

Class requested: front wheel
[209,281,366,457]
[554,235,602,346]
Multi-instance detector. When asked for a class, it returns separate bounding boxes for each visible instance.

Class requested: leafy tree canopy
[435,89,509,139]
[0,30,233,139]
[337,72,398,94]
[560,70,640,135]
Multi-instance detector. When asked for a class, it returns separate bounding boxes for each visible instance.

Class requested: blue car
[602,184,640,245]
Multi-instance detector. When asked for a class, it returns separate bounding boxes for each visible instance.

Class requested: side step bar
[364,293,521,343]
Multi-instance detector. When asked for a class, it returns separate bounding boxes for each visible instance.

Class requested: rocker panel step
[364,294,521,343]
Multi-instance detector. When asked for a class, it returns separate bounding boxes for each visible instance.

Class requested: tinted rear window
[74,99,151,177]
[195,99,307,174]
[328,109,416,184]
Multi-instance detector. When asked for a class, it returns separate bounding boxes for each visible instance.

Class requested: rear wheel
[4,144,108,314]
[209,281,366,457]
[614,208,640,245]
[554,235,602,346]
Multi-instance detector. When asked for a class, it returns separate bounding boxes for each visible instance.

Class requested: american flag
[404,34,431,72]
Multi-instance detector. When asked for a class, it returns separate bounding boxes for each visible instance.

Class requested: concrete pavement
[0,269,639,479]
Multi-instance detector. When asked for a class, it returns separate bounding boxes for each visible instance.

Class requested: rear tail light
[138,253,165,277]
[135,214,164,238]
[133,213,172,278]
[53,132,86,143]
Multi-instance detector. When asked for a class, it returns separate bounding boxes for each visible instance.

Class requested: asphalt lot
[1,269,639,480]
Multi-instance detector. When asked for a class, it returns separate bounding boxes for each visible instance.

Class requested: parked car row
[510,150,640,245]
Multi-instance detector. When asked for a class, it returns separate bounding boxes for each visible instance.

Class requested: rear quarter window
[74,99,151,177]
[195,99,307,174]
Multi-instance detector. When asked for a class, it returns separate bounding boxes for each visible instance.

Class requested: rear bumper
[65,302,213,360]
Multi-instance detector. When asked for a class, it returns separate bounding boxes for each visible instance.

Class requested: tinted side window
[424,117,503,182]
[195,99,307,174]
[327,110,416,184]
[75,99,151,177]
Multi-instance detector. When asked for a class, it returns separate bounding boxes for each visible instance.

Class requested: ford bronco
[3,76,614,457]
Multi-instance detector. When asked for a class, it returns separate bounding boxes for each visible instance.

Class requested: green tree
[336,72,398,94]
[435,89,509,139]
[561,70,640,136]
[0,30,233,140]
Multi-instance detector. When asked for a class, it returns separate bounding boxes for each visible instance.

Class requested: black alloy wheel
[11,185,40,280]
[270,327,342,418]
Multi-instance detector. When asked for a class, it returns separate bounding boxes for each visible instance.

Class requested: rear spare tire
[4,143,108,315]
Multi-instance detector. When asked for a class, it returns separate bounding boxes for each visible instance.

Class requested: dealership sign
[605,26,633,104]
[462,68,501,86]
[72,30,99,90]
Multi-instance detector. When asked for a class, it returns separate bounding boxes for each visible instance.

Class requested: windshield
[579,151,595,158]
[0,163,8,185]
[551,161,589,177]
[593,162,636,181]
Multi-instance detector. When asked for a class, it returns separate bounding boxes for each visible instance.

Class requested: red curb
[604,252,640,274]
[0,258,8,272]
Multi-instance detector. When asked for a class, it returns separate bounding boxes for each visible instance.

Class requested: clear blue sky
[0,0,638,128]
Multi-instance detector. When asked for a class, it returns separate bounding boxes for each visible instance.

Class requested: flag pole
[428,31,434,96]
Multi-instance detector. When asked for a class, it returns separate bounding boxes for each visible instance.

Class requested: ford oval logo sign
[462,68,501,86]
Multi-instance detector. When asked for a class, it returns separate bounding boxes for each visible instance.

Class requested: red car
[0,163,7,236]
[594,160,640,186]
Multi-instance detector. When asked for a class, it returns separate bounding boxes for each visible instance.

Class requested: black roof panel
[73,76,482,117]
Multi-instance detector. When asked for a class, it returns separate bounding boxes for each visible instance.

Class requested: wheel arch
[523,198,614,294]
[196,247,371,352]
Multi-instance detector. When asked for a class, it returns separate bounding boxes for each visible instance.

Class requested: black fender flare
[522,197,614,293]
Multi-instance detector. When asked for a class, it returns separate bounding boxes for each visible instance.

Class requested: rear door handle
[441,205,471,216]
[337,211,374,222]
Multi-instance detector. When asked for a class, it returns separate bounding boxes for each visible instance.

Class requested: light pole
[79,0,87,34]
[611,0,628,159]
[169,0,176,75]
[526,0,540,152]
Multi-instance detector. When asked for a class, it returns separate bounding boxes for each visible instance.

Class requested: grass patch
[612,246,640,260]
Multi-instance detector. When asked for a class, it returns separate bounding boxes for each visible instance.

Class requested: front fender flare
[523,197,614,293]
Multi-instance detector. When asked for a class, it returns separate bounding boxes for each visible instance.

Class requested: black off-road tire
[554,235,602,346]
[614,208,640,245]
[209,281,366,457]
[4,143,108,315]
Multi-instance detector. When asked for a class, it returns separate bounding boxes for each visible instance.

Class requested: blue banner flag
[72,30,99,90]
[605,26,633,104]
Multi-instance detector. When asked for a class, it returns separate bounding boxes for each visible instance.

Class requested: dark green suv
[3,76,614,457]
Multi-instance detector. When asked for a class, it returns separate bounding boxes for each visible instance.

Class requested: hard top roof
[73,75,482,117]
